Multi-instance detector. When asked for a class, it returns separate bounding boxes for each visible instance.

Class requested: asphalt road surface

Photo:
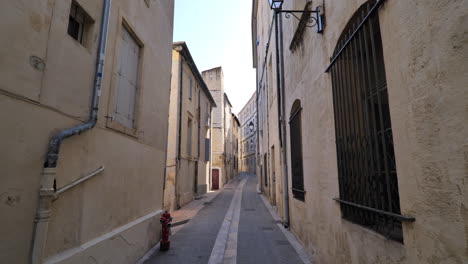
[145,173,304,264]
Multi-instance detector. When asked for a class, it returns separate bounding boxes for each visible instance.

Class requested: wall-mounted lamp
[269,0,284,11]
[269,0,325,33]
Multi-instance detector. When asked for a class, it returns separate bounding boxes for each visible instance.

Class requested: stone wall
[0,0,174,263]
[254,0,468,263]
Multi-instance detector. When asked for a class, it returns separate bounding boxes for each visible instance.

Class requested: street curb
[259,194,314,264]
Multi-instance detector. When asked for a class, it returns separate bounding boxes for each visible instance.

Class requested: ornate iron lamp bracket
[278,6,325,33]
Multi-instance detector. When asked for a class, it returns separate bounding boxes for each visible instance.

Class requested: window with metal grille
[289,100,304,201]
[68,1,92,46]
[327,0,413,242]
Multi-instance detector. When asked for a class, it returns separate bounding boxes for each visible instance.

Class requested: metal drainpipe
[255,59,260,189]
[31,1,111,263]
[278,13,290,228]
[274,11,290,228]
[209,107,213,190]
[176,56,183,209]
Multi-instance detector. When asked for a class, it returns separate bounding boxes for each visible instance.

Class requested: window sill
[106,120,138,138]
[333,198,415,222]
[292,188,305,201]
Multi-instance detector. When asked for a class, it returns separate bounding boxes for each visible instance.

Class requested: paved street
[144,173,306,264]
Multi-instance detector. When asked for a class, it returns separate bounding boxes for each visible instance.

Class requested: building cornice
[251,0,259,68]
[173,42,217,107]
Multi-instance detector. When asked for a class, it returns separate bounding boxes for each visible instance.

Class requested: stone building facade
[164,42,216,212]
[202,67,239,189]
[230,114,241,180]
[0,0,174,263]
[252,0,468,263]
[238,92,257,174]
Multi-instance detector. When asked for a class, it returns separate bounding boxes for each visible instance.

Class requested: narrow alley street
[143,173,308,264]
[2,1,466,263]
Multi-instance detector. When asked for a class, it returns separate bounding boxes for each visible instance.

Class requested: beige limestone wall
[197,94,212,195]
[163,51,181,212]
[164,46,215,211]
[255,0,468,263]
[0,0,174,263]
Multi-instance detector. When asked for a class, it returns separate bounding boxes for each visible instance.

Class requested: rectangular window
[68,1,92,46]
[205,138,210,161]
[187,118,192,156]
[328,0,407,242]
[189,78,193,100]
[289,102,304,201]
[114,26,141,128]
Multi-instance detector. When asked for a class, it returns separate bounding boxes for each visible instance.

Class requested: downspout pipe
[278,14,290,228]
[255,60,260,190]
[31,1,111,263]
[175,53,183,209]
[274,11,290,228]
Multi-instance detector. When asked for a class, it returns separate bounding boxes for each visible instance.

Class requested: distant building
[231,114,240,177]
[202,67,239,189]
[229,113,241,180]
[238,92,257,174]
[164,42,217,212]
[0,0,175,263]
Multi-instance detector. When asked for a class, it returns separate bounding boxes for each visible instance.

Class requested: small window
[189,78,193,100]
[289,100,305,201]
[68,1,93,46]
[187,118,192,156]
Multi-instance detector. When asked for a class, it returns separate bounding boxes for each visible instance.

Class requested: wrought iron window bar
[325,0,383,72]
[333,198,415,222]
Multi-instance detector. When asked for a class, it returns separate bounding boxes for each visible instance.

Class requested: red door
[212,169,219,190]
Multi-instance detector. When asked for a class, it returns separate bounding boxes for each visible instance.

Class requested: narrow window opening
[187,118,193,157]
[189,78,193,100]
[289,100,305,201]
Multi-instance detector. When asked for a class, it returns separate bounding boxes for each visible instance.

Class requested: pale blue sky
[173,0,256,114]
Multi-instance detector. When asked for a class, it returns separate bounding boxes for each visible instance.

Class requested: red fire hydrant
[160,211,173,251]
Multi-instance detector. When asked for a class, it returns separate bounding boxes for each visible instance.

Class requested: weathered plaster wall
[0,0,174,263]
[255,0,468,263]
[197,94,212,195]
[165,47,214,210]
[163,50,181,212]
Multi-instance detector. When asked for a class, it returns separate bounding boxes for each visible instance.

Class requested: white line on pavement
[208,177,248,264]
